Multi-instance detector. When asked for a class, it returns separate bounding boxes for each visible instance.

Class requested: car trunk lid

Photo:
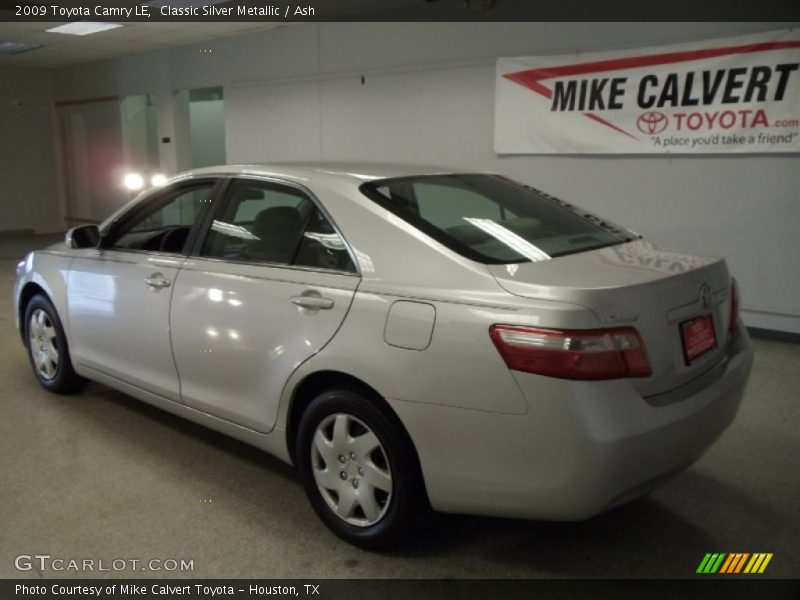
[488,240,733,397]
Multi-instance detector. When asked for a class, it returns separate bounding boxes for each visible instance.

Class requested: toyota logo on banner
[637,111,669,134]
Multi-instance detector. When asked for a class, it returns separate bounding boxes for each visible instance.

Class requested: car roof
[185,161,470,183]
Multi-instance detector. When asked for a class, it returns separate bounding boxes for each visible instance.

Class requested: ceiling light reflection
[464,218,550,262]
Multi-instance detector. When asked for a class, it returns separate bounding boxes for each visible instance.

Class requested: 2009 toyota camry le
[14,162,753,548]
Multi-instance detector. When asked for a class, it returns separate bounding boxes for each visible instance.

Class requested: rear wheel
[296,388,424,549]
[24,294,87,394]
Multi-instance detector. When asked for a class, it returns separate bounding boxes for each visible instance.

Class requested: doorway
[57,94,160,224]
[185,86,226,169]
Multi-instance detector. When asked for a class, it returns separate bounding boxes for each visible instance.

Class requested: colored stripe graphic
[719,554,735,573]
[733,553,750,573]
[720,553,750,573]
[710,553,726,573]
[744,553,774,574]
[696,554,713,573]
[699,552,773,574]
[759,554,774,573]
[719,554,736,573]
[697,553,727,573]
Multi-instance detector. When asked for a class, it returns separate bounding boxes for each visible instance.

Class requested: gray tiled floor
[1,234,798,578]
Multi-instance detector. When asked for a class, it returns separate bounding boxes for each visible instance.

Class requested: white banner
[495,30,800,154]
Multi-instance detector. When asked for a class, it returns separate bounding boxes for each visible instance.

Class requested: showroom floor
[1,234,798,579]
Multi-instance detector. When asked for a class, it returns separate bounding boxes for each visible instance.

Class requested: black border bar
[4,579,800,600]
[1,0,799,22]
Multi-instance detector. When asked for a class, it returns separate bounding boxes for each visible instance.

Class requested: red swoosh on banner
[503,40,800,140]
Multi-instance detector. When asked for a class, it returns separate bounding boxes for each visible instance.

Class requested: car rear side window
[201,179,356,273]
[360,175,632,264]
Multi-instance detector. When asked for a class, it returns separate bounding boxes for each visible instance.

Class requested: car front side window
[109,182,217,254]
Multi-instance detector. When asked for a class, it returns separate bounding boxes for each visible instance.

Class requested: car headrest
[253,206,300,235]
[251,206,303,261]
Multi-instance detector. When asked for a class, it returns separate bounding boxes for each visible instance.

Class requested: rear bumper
[391,324,753,520]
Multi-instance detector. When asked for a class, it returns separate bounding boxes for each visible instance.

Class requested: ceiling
[0,0,427,68]
[0,21,286,66]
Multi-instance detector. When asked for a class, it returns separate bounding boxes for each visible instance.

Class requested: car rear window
[360,174,633,264]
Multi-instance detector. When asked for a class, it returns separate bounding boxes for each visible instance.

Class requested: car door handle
[291,295,334,310]
[144,273,172,289]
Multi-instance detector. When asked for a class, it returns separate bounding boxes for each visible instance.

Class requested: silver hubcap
[311,413,393,527]
[29,308,59,380]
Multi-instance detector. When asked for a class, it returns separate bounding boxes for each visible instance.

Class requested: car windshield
[360,174,634,264]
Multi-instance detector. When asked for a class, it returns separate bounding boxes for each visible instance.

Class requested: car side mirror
[66,225,100,249]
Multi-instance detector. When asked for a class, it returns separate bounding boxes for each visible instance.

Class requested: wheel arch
[285,369,429,506]
[17,282,48,342]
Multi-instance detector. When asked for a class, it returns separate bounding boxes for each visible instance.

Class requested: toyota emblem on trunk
[699,283,712,310]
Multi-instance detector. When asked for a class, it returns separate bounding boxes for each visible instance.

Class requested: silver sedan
[13,163,753,548]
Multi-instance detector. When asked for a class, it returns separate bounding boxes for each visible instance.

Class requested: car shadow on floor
[399,467,786,577]
[81,381,297,481]
[69,382,752,576]
[402,496,711,576]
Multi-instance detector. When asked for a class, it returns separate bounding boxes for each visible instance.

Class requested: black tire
[296,388,425,550]
[24,294,87,394]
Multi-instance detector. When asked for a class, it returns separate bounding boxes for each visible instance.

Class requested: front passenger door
[67,179,220,400]
[170,177,360,432]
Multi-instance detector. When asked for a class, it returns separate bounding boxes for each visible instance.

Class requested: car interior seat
[241,206,304,263]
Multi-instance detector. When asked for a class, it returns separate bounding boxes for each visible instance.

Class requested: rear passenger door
[169,177,360,433]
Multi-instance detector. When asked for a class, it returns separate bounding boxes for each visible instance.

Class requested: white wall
[51,22,800,333]
[0,67,62,234]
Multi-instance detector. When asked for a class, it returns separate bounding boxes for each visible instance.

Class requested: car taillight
[489,325,652,380]
[729,278,739,333]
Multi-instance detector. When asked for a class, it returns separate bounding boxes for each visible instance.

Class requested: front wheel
[24,294,87,394]
[296,388,424,549]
